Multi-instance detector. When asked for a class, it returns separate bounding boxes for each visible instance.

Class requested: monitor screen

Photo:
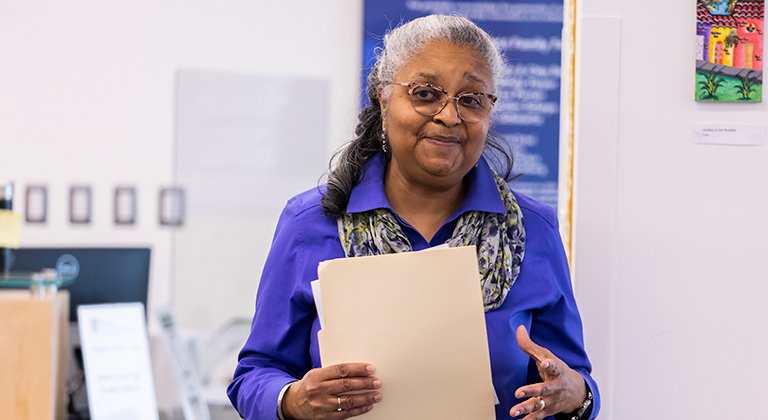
[11,247,151,322]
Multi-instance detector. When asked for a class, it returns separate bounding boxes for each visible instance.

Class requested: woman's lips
[424,135,461,146]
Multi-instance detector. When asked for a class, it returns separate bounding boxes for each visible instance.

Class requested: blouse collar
[346,152,507,216]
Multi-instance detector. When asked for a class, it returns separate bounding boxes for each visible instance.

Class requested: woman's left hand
[509,325,587,420]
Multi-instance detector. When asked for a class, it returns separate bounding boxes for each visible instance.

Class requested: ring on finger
[337,396,343,412]
[535,396,546,411]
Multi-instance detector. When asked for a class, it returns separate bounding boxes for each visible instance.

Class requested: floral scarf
[337,171,525,312]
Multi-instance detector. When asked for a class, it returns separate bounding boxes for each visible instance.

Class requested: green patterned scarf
[337,171,525,312]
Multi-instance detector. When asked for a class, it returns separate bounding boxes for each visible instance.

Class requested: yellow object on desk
[0,209,22,248]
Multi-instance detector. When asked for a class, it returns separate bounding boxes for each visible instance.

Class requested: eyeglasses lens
[410,85,490,123]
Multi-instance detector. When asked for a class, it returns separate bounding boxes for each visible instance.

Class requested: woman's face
[379,39,494,191]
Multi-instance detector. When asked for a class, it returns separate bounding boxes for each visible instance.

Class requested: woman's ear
[377,84,388,131]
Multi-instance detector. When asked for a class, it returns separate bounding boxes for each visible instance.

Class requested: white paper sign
[695,123,766,146]
[78,303,159,420]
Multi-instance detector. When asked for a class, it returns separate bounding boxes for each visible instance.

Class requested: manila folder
[317,245,495,420]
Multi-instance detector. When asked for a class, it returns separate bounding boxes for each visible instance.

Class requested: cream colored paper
[317,246,495,420]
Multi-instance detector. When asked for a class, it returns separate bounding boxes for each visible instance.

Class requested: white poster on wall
[173,70,330,340]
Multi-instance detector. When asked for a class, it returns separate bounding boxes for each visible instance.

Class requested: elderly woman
[228,14,599,420]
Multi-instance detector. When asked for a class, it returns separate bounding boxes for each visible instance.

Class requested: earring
[381,132,388,153]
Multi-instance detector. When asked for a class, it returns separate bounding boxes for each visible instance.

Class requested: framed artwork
[25,185,48,223]
[159,187,185,226]
[696,0,764,102]
[70,186,92,224]
[114,187,137,225]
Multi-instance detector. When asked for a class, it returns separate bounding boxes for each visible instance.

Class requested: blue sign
[363,0,564,209]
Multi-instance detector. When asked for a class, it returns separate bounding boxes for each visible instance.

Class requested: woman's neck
[384,169,467,243]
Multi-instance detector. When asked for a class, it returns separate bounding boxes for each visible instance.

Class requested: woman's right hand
[282,363,383,420]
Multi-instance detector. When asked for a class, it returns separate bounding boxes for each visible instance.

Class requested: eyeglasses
[391,82,497,123]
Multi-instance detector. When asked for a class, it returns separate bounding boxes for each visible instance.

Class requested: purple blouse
[228,153,600,420]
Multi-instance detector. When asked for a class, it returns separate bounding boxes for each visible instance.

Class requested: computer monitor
[11,247,151,322]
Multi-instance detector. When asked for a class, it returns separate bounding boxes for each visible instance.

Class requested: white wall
[0,1,362,319]
[572,1,768,419]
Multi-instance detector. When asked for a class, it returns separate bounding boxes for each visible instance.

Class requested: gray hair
[371,15,504,95]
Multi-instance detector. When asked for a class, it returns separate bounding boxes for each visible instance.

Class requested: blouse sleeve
[526,213,601,420]
[227,201,316,420]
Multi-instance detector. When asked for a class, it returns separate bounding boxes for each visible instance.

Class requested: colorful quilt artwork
[696,0,764,102]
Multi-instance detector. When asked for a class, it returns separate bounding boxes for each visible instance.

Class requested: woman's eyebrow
[412,72,440,82]
[464,73,489,89]
[411,72,490,90]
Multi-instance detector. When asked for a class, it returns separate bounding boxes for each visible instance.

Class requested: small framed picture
[70,186,92,224]
[159,187,185,226]
[114,187,137,225]
[25,185,48,223]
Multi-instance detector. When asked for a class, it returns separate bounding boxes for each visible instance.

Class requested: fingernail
[366,365,375,374]
[372,380,382,388]
[373,393,382,402]
[366,405,373,412]
[514,410,521,416]
[544,360,551,369]
[517,391,525,398]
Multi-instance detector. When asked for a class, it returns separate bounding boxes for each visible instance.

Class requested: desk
[0,290,69,420]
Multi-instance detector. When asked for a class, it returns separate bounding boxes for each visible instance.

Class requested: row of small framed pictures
[23,185,185,226]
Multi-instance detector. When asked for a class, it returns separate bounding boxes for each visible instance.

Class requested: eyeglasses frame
[391,82,497,123]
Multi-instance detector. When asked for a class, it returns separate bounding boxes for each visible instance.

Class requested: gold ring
[535,396,546,411]
[337,396,343,412]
